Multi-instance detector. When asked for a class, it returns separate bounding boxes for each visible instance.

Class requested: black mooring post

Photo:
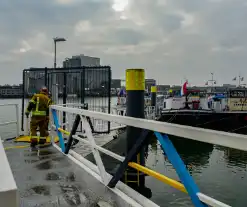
[151,85,157,107]
[44,67,48,86]
[151,85,157,116]
[63,73,67,130]
[81,69,85,104]
[21,70,25,131]
[108,130,151,188]
[64,114,81,154]
[125,68,145,188]
[107,68,112,133]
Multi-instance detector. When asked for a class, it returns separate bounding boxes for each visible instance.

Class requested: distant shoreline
[0,94,118,99]
[0,96,22,99]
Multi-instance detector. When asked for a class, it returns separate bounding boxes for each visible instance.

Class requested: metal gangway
[1,103,247,206]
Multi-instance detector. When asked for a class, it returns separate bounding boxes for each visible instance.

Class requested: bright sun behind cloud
[112,0,128,12]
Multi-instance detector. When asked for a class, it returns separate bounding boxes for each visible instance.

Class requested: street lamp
[205,72,216,86]
[52,37,66,104]
[232,75,244,87]
[53,37,66,69]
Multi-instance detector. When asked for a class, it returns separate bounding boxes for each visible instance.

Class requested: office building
[62,55,108,94]
[63,54,100,67]
[0,84,23,98]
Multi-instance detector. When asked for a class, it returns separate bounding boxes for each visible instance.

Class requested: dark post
[44,67,48,86]
[125,68,145,188]
[107,68,112,133]
[81,68,85,104]
[54,41,57,69]
[151,85,157,107]
[151,85,157,116]
[21,70,25,131]
[63,73,67,130]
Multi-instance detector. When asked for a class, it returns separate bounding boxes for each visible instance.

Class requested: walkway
[3,136,116,207]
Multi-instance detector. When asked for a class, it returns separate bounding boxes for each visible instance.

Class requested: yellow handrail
[58,128,70,136]
[128,162,187,193]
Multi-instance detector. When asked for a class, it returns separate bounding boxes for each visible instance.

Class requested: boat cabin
[228,88,247,111]
[163,89,202,110]
[208,94,227,112]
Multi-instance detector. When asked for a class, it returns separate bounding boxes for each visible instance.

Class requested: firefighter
[25,87,52,147]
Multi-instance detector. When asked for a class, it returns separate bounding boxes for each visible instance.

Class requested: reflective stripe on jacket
[26,92,52,116]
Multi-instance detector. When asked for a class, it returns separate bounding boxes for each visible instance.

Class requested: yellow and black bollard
[151,85,157,107]
[151,85,157,117]
[125,68,145,188]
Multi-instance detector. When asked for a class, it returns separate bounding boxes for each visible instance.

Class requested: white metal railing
[0,138,18,206]
[0,104,20,139]
[52,104,247,151]
[50,104,246,207]
[0,104,20,206]
[55,103,156,133]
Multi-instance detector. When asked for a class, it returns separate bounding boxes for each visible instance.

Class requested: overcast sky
[1,0,247,86]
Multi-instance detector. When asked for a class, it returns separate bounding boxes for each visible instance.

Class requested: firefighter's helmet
[40,86,48,94]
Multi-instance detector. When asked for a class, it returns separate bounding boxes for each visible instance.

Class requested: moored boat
[159,83,247,135]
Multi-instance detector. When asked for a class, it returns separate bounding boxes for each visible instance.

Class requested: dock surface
[3,133,117,207]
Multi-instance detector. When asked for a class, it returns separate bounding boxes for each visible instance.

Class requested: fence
[49,104,247,207]
[0,139,18,207]
[0,104,20,140]
[0,104,20,206]
[21,66,111,133]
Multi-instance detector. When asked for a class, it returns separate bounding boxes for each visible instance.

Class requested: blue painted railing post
[52,109,65,152]
[154,132,206,207]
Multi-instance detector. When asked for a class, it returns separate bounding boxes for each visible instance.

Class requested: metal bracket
[52,109,65,152]
[64,114,81,154]
[108,130,151,188]
[80,115,109,184]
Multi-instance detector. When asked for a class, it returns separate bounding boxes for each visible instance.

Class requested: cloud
[0,0,247,85]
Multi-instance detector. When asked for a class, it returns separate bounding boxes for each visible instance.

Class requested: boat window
[189,91,200,96]
[229,90,247,98]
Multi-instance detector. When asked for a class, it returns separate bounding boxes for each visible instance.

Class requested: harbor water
[1,98,247,206]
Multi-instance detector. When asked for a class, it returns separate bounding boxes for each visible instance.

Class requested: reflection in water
[170,135,213,172]
[147,134,214,173]
[224,148,247,169]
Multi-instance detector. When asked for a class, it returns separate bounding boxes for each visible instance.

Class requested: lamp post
[205,73,216,93]
[205,72,216,86]
[53,37,66,69]
[232,75,244,87]
[52,37,66,104]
